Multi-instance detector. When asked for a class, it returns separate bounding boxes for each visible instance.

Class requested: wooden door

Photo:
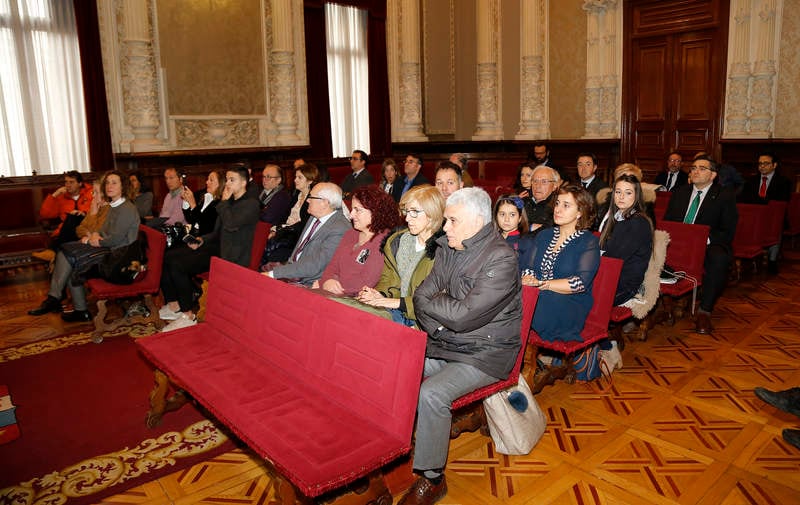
[622,0,729,181]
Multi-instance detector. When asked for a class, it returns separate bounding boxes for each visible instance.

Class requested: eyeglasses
[404,159,419,165]
[263,175,281,179]
[306,195,326,201]
[576,162,594,167]
[758,161,774,167]
[402,208,425,218]
[690,165,711,172]
[532,179,555,185]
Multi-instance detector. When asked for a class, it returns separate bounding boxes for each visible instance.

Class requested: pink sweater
[319,228,389,296]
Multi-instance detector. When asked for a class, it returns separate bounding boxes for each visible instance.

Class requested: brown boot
[398,475,447,505]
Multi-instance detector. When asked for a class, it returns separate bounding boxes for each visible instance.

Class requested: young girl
[493,195,529,250]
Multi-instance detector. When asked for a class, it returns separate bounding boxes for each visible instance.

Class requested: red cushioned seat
[87,225,166,338]
[733,204,768,280]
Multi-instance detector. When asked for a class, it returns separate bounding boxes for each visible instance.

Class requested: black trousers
[160,245,215,312]
[700,244,731,313]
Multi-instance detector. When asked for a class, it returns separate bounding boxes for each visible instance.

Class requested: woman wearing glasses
[356,185,445,327]
[315,186,401,296]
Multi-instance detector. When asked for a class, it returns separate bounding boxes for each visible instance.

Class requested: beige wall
[775,0,800,138]
[548,0,587,138]
[453,0,478,139]
[423,0,456,136]
[501,0,521,139]
[156,1,265,115]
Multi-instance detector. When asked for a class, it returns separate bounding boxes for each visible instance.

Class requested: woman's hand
[182,186,196,209]
[322,279,345,296]
[518,190,530,198]
[521,274,539,287]
[87,232,102,247]
[357,287,400,308]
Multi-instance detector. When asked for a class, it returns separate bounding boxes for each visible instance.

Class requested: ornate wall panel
[549,0,586,139]
[420,0,456,136]
[773,0,799,137]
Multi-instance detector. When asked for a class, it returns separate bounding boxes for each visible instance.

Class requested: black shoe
[767,260,779,275]
[754,387,800,417]
[28,296,62,316]
[61,310,91,323]
[783,429,800,450]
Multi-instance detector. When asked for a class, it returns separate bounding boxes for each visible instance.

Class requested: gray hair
[532,165,560,185]
[446,187,492,226]
[314,182,343,210]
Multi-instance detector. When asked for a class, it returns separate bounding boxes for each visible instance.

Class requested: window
[0,0,88,177]
[325,3,370,158]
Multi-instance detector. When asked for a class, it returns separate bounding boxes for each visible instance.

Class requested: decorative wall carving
[582,0,620,138]
[724,0,784,137]
[391,0,428,141]
[269,51,300,142]
[173,118,263,147]
[516,0,548,139]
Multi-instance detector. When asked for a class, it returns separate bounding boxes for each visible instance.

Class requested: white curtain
[0,0,88,177]
[325,3,370,159]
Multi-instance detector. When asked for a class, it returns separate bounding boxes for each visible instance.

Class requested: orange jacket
[39,183,93,237]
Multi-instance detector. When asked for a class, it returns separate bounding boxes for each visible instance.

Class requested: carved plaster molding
[473,0,503,140]
[393,0,427,141]
[582,0,621,138]
[419,0,455,136]
[171,117,267,148]
[516,0,549,140]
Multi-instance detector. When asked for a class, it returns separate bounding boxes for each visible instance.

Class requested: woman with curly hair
[315,185,402,296]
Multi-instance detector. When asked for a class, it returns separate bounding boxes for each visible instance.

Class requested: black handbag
[160,223,187,249]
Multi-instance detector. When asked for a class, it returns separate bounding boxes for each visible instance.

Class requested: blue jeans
[412,358,495,471]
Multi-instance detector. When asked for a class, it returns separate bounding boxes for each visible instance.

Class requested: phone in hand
[182,234,201,245]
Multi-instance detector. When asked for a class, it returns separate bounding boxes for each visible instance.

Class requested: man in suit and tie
[663,155,738,335]
[392,153,430,202]
[340,150,375,198]
[654,151,689,191]
[263,182,350,286]
[739,151,791,274]
[258,164,292,226]
[577,153,608,198]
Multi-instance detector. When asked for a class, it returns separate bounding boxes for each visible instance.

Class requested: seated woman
[262,163,321,265]
[518,184,600,342]
[599,174,654,306]
[314,186,401,296]
[75,180,109,243]
[494,194,529,251]
[180,170,223,238]
[128,171,154,222]
[159,165,260,331]
[381,158,399,198]
[595,163,658,227]
[356,185,445,327]
[28,171,140,322]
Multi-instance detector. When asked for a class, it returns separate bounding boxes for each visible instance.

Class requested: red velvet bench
[137,257,427,504]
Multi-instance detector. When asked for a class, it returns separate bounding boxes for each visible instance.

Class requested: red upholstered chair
[784,193,800,248]
[654,190,672,225]
[449,286,539,437]
[525,256,623,394]
[87,225,167,340]
[732,204,769,280]
[196,221,271,321]
[762,200,788,249]
[656,221,710,325]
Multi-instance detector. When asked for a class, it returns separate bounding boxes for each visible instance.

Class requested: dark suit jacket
[663,183,738,249]
[391,173,430,202]
[654,170,689,192]
[739,173,791,204]
[582,177,609,199]
[182,189,219,235]
[259,187,292,225]
[272,210,351,285]
[341,170,376,197]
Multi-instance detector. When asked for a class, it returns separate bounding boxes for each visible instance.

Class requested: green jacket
[374,229,438,321]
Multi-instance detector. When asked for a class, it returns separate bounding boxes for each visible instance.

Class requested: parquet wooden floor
[1,251,799,505]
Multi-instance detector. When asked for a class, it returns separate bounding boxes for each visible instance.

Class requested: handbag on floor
[483,375,546,455]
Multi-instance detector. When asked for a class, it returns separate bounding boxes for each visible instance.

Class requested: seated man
[146,167,185,228]
[663,155,737,334]
[654,151,688,192]
[258,163,292,225]
[434,161,463,201]
[340,149,375,199]
[38,170,93,251]
[262,182,350,286]
[576,152,608,199]
[524,165,559,234]
[402,187,522,505]
[393,153,430,201]
[448,153,473,187]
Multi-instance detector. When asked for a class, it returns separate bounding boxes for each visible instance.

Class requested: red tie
[292,219,320,262]
[759,176,768,198]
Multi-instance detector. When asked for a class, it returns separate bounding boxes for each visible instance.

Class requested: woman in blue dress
[518,184,600,342]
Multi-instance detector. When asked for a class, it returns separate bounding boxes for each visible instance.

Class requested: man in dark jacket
[401,187,522,505]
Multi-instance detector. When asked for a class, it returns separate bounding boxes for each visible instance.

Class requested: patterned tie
[684,191,702,224]
[291,218,320,262]
[759,176,768,198]
[666,172,674,190]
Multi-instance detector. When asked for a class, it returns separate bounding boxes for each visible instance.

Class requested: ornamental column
[118,0,164,149]
[393,0,427,141]
[582,0,620,139]
[472,0,503,140]
[724,0,752,136]
[515,0,548,140]
[749,0,780,135]
[268,0,301,143]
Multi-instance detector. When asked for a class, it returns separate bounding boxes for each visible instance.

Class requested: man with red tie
[739,152,791,274]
